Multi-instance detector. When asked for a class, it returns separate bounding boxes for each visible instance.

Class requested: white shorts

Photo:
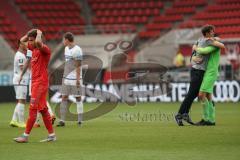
[61,84,82,96]
[61,79,83,96]
[64,79,78,86]
[14,85,28,100]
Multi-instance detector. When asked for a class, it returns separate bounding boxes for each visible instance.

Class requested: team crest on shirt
[18,59,23,63]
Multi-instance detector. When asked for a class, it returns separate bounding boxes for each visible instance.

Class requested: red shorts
[30,82,48,111]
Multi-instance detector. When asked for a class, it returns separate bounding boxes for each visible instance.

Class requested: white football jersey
[26,49,32,95]
[63,45,83,85]
[13,51,30,85]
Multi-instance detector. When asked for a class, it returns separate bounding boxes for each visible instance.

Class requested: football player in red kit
[14,29,56,143]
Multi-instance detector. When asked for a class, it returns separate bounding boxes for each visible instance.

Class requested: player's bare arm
[19,34,28,48]
[20,34,28,43]
[192,56,203,64]
[192,44,204,64]
[18,59,30,84]
[35,29,43,49]
[196,39,222,55]
[206,37,225,49]
[192,44,197,51]
[193,38,223,64]
[19,64,24,71]
[211,40,225,49]
[196,46,217,55]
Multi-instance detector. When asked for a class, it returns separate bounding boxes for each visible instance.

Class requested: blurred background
[0,0,239,103]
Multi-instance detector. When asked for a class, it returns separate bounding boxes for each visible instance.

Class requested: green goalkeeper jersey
[196,46,220,76]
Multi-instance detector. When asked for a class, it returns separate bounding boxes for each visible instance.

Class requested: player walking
[14,29,56,143]
[24,49,56,128]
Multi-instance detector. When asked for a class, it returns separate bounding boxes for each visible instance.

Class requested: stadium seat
[89,0,163,33]
[138,0,207,40]
[14,0,85,41]
[146,23,172,31]
[180,0,240,38]
[0,11,19,49]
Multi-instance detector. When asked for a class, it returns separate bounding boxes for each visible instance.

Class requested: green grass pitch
[0,102,239,160]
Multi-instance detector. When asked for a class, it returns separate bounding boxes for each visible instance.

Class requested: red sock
[25,108,38,134]
[40,108,54,134]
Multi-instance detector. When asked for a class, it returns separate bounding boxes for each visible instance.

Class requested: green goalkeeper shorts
[200,73,218,94]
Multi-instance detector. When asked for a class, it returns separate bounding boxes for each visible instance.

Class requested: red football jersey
[28,44,51,84]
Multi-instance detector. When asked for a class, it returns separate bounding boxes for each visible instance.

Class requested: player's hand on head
[37,29,42,35]
[214,37,221,41]
[28,28,37,34]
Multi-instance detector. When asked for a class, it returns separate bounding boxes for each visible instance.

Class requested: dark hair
[64,32,74,42]
[27,29,37,38]
[17,39,21,46]
[201,24,215,36]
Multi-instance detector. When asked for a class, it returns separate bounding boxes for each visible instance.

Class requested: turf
[0,102,239,160]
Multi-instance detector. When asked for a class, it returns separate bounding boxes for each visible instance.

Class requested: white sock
[17,103,25,123]
[46,101,54,116]
[23,132,29,137]
[76,101,83,114]
[49,133,55,137]
[76,101,83,122]
[12,103,19,122]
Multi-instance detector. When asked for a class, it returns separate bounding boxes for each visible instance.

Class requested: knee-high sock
[25,108,38,134]
[46,101,54,116]
[12,103,19,122]
[76,101,83,122]
[208,101,215,123]
[201,98,209,121]
[40,108,54,134]
[17,103,25,123]
[60,100,68,122]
